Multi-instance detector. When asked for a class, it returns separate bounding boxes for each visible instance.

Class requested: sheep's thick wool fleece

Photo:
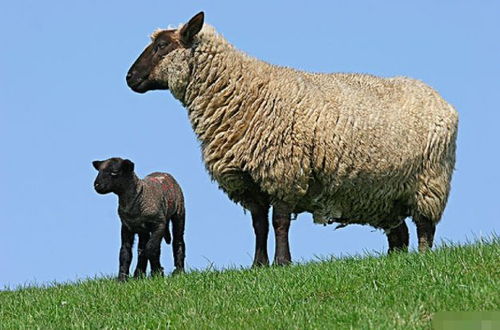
[160,25,458,227]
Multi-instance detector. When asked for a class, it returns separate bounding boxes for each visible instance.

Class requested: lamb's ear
[92,160,103,171]
[121,159,135,173]
[180,11,204,45]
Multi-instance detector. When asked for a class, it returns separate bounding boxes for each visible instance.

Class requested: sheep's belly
[307,190,409,228]
[312,207,404,227]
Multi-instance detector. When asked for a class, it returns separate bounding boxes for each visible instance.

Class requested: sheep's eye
[110,171,119,177]
[155,42,168,52]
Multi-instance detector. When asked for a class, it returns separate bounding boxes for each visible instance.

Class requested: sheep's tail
[164,226,172,245]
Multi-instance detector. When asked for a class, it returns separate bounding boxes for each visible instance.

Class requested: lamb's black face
[92,158,135,195]
[126,11,204,94]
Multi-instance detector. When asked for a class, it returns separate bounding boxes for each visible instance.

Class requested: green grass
[1,238,499,329]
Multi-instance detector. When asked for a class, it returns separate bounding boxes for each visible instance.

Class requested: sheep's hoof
[273,257,292,266]
[117,273,129,282]
[387,247,408,255]
[418,245,433,253]
[133,271,146,279]
[151,269,165,278]
[251,260,270,268]
[172,268,184,276]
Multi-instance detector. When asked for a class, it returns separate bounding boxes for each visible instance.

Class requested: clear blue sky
[1,1,499,288]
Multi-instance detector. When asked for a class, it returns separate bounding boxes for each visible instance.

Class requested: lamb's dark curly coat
[93,157,185,280]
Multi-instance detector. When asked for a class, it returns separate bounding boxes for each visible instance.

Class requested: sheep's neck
[183,46,268,148]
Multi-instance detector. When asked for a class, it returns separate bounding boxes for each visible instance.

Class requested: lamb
[126,12,458,266]
[93,157,185,280]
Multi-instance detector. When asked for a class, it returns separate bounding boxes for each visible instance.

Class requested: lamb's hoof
[172,268,184,276]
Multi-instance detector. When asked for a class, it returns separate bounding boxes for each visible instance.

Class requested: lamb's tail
[164,226,172,245]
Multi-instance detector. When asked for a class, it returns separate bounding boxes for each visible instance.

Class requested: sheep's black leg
[118,225,135,281]
[133,232,150,278]
[250,204,270,267]
[272,205,292,266]
[415,216,436,252]
[145,223,166,277]
[171,212,186,275]
[386,221,409,254]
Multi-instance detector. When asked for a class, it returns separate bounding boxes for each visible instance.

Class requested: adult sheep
[126,12,458,266]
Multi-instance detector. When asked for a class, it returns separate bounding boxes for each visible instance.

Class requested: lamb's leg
[171,212,186,275]
[145,223,166,277]
[250,203,270,267]
[415,216,436,252]
[118,225,135,281]
[386,221,409,254]
[272,204,292,266]
[133,232,150,278]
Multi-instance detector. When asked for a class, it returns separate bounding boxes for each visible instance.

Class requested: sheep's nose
[126,71,136,83]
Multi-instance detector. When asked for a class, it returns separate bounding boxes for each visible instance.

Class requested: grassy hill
[1,238,498,329]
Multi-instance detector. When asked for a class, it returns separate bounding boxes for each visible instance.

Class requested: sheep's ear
[121,159,135,173]
[180,11,204,45]
[92,160,103,171]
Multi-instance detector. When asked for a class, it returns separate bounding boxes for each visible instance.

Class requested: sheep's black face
[126,31,177,94]
[126,11,204,94]
[92,158,135,195]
